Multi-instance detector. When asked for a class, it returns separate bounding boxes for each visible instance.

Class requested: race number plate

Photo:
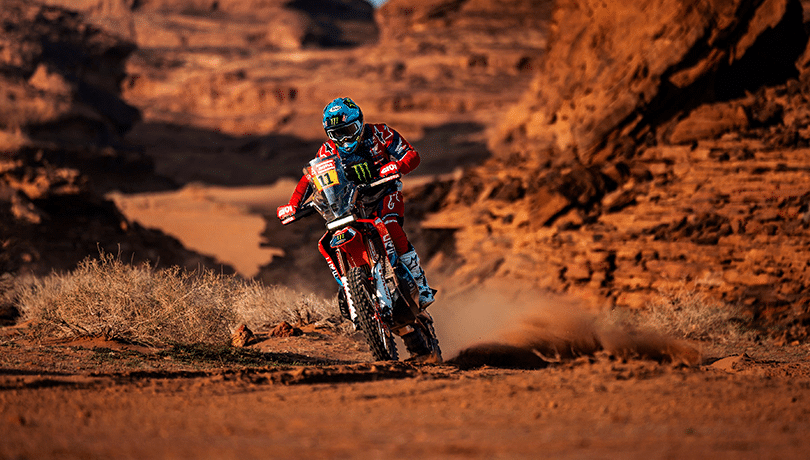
[311,159,339,191]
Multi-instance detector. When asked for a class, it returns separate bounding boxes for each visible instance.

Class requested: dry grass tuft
[609,282,756,346]
[233,283,342,332]
[14,251,341,345]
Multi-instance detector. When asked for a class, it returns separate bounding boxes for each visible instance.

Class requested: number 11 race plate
[312,159,338,191]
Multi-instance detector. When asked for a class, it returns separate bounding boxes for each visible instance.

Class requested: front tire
[347,267,398,361]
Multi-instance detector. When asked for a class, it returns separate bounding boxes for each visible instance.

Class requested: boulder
[668,102,749,144]
[231,323,256,347]
[0,2,139,146]
[269,321,303,337]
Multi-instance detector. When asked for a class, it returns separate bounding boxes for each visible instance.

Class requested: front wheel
[347,267,398,361]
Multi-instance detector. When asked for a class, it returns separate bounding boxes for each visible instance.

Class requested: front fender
[330,227,369,267]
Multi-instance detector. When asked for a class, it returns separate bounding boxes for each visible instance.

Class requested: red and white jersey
[287,123,421,208]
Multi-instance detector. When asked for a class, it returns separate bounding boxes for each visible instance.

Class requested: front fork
[339,275,358,325]
[371,262,394,318]
[321,225,400,331]
[339,252,394,314]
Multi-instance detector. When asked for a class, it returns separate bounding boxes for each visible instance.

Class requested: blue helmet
[323,97,364,154]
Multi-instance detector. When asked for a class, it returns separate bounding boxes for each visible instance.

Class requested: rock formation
[38,0,378,50]
[424,0,810,341]
[495,0,806,161]
[0,2,230,276]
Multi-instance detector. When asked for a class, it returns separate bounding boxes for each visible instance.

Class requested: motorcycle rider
[276,97,436,315]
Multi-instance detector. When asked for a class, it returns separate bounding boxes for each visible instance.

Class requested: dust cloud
[431,280,701,369]
[431,280,546,358]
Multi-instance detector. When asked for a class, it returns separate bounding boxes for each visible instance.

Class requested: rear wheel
[421,315,443,362]
[347,267,398,361]
[402,314,442,363]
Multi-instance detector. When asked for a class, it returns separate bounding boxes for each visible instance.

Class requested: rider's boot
[400,247,436,309]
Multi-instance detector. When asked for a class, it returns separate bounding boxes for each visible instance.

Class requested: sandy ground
[107,180,297,277]
[2,325,810,459]
[3,278,810,459]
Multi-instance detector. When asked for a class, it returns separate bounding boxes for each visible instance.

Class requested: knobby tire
[347,266,398,361]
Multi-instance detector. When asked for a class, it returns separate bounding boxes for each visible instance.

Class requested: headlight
[326,215,356,230]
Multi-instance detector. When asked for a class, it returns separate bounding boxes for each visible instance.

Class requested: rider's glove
[277,204,296,221]
[379,162,399,177]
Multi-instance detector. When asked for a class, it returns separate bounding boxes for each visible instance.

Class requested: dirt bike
[281,154,442,362]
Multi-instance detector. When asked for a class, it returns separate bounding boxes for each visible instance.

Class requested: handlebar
[280,173,401,226]
[359,173,401,191]
[280,203,315,226]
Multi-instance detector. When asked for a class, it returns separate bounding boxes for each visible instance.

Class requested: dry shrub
[232,283,341,331]
[613,283,755,345]
[15,252,340,345]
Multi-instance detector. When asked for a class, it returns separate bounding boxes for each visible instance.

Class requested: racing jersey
[286,123,420,208]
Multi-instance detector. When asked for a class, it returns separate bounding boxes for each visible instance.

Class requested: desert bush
[610,283,755,344]
[233,282,342,331]
[15,252,340,345]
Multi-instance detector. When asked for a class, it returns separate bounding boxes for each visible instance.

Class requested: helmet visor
[326,120,363,143]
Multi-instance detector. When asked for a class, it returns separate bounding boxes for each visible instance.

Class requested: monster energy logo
[327,116,341,127]
[351,162,373,183]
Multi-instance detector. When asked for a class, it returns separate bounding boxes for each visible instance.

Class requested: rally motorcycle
[281,154,441,362]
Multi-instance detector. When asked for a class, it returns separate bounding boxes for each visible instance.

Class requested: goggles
[326,120,362,143]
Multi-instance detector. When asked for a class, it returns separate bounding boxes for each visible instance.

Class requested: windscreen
[307,155,355,223]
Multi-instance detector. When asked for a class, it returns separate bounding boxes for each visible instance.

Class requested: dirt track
[2,325,810,459]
